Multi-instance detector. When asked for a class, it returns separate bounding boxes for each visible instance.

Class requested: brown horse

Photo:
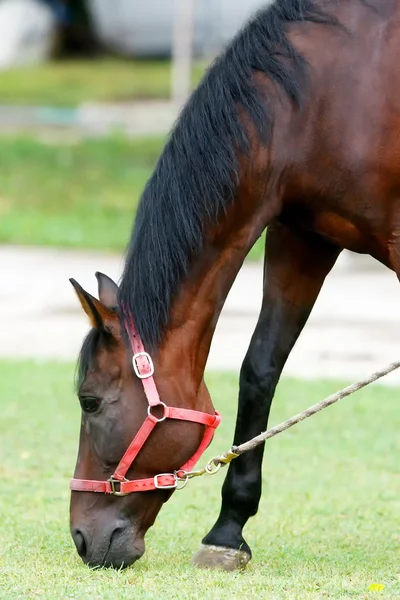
[69,0,398,571]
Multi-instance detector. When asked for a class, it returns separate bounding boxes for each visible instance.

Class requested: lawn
[0,360,399,599]
[0,135,265,260]
[0,59,206,106]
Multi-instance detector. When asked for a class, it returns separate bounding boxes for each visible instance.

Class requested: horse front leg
[193,220,341,571]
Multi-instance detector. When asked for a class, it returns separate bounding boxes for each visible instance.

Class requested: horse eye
[79,396,101,413]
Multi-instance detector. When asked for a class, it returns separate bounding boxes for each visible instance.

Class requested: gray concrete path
[2,245,400,385]
[0,101,179,138]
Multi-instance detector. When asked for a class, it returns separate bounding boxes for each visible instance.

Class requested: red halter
[70,315,221,496]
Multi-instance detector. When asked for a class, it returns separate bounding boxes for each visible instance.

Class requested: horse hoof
[192,543,251,571]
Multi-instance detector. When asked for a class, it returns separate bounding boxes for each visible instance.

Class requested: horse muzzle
[71,519,145,569]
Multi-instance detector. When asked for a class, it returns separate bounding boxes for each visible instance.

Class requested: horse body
[278,3,400,267]
[69,0,400,570]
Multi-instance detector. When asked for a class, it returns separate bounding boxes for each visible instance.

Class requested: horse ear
[69,278,119,335]
[95,272,119,309]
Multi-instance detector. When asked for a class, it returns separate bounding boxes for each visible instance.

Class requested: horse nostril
[72,528,88,559]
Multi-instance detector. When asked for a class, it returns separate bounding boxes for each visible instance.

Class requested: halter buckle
[132,352,154,379]
[153,473,178,490]
[108,477,130,497]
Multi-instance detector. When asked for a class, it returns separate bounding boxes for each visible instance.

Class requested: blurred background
[2,6,399,595]
[1,0,399,384]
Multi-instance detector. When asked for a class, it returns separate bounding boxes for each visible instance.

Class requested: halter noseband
[70,315,221,496]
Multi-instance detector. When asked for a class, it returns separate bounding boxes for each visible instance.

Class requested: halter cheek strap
[70,315,221,495]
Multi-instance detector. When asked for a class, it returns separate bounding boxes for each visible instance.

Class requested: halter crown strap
[126,313,161,407]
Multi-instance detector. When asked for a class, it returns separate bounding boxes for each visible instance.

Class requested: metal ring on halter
[205,458,222,475]
[174,471,189,490]
[108,477,130,496]
[147,402,167,422]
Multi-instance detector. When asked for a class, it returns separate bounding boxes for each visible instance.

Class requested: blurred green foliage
[0,59,206,106]
[0,134,265,259]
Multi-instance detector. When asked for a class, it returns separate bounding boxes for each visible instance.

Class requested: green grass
[0,135,162,251]
[0,360,399,599]
[0,59,206,106]
[0,135,265,259]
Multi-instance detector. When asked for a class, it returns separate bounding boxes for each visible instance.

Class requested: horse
[68,0,398,571]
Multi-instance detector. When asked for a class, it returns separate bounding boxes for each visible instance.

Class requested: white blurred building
[0,0,57,69]
[0,0,273,70]
[87,0,271,58]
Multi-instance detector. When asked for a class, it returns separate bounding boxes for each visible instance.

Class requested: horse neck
[158,178,279,404]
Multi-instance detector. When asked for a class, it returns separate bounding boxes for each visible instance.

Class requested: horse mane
[118,0,337,349]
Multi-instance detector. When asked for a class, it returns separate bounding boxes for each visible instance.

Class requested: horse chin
[100,537,146,570]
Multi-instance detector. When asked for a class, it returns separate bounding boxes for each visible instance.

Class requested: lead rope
[177,360,400,484]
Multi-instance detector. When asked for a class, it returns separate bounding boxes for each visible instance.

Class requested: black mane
[76,328,100,389]
[118,0,335,349]
[75,328,114,390]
